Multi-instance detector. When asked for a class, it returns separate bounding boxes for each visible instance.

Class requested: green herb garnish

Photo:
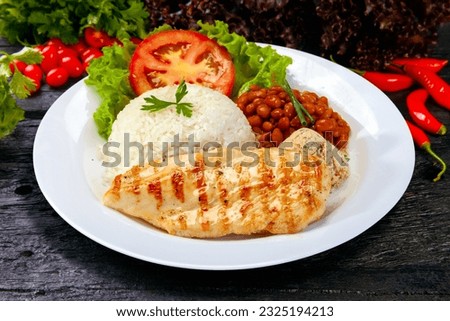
[141,81,194,117]
[0,47,44,139]
[280,78,314,126]
[0,48,44,98]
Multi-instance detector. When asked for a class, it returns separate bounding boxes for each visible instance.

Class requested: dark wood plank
[0,24,449,301]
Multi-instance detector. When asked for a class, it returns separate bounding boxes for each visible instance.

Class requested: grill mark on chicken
[171,170,185,203]
[282,156,296,233]
[193,157,208,212]
[201,220,210,231]
[314,164,323,191]
[258,157,274,216]
[215,161,230,232]
[147,179,162,209]
[130,166,141,195]
[298,164,322,226]
[190,156,210,232]
[240,186,251,201]
[215,161,228,207]
[111,174,122,199]
[267,154,294,233]
[238,170,252,217]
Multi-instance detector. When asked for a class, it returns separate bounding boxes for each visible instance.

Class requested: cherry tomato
[80,48,103,69]
[57,47,79,61]
[84,27,113,48]
[69,38,88,55]
[34,45,45,53]
[23,64,43,94]
[9,60,27,74]
[23,64,43,83]
[46,67,69,87]
[40,45,59,74]
[46,38,65,49]
[129,30,235,96]
[80,48,103,61]
[60,56,84,78]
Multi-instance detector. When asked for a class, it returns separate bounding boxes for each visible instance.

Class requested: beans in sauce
[236,85,350,149]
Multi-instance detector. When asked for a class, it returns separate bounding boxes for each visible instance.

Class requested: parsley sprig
[141,80,194,117]
[0,48,43,139]
[0,48,44,99]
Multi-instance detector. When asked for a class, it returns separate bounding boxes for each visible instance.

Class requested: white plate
[33,45,414,270]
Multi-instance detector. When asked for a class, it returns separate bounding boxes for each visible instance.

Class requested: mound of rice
[102,84,256,182]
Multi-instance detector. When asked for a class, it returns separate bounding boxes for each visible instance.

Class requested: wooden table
[1,25,449,301]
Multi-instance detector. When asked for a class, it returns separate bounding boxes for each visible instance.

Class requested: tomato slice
[129,30,235,96]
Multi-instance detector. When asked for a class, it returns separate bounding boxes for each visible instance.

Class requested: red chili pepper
[389,57,448,73]
[406,120,446,182]
[355,70,414,92]
[402,65,450,110]
[406,89,447,135]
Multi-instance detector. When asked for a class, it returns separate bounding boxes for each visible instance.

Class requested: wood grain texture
[0,24,449,301]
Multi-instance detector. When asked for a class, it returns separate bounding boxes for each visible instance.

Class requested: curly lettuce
[85,40,136,140]
[198,20,293,97]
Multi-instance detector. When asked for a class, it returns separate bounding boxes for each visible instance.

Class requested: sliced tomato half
[129,30,235,96]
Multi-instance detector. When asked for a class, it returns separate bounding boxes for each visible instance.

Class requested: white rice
[101,84,256,183]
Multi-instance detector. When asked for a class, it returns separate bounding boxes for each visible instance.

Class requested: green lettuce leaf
[0,75,25,139]
[85,40,136,139]
[198,20,293,97]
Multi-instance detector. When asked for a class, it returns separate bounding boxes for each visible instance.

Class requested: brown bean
[322,108,333,119]
[253,98,264,106]
[332,111,341,120]
[277,117,290,130]
[248,115,262,127]
[278,91,288,100]
[303,102,316,114]
[299,93,316,105]
[262,121,274,132]
[256,104,271,119]
[317,96,328,106]
[265,95,283,109]
[254,89,267,98]
[315,105,325,115]
[245,103,256,116]
[236,93,249,107]
[271,128,284,146]
[305,92,319,102]
[270,108,284,119]
[333,128,341,138]
[290,116,301,128]
[283,102,295,118]
[315,118,337,132]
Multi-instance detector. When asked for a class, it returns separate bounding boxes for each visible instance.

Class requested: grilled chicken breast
[281,128,349,187]
[103,128,341,238]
